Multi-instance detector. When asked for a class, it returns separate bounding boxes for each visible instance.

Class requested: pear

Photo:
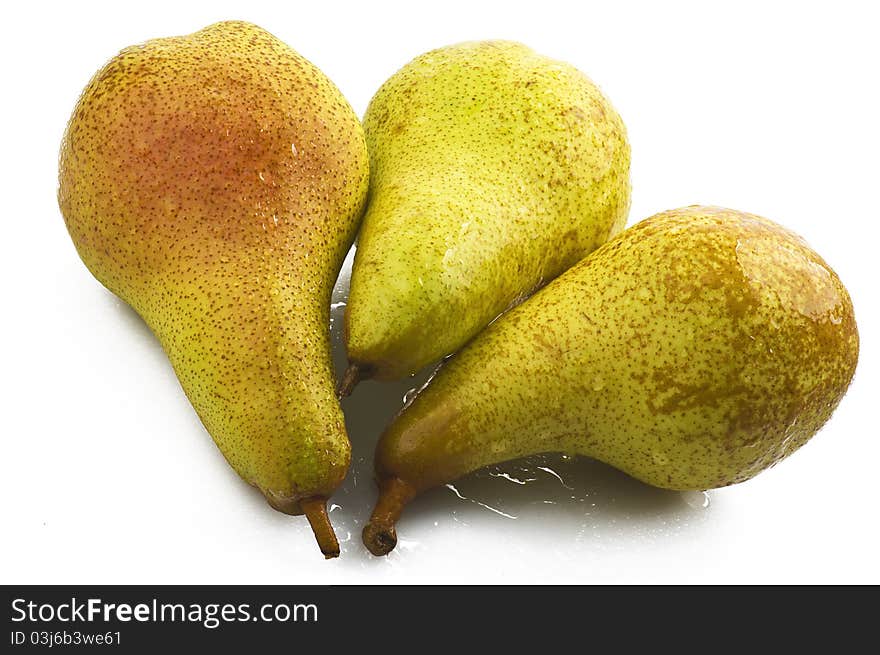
[58,21,369,557]
[363,206,859,555]
[340,41,630,393]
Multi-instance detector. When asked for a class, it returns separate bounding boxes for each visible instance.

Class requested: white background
[2,0,877,584]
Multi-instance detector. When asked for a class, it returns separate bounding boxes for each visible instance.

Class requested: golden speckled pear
[341,41,630,391]
[58,21,369,557]
[363,207,859,555]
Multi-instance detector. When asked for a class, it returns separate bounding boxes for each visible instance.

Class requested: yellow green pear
[363,206,859,555]
[58,21,369,557]
[340,40,630,392]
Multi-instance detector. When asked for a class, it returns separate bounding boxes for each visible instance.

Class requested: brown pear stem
[336,363,362,399]
[362,477,417,556]
[300,497,340,559]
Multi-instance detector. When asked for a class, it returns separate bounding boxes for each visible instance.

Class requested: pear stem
[337,362,368,399]
[362,477,417,556]
[300,497,340,559]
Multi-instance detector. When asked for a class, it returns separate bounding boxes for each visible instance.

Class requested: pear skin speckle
[346,40,631,381]
[374,207,859,494]
[59,22,369,513]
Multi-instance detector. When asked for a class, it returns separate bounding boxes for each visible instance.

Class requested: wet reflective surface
[329,248,714,561]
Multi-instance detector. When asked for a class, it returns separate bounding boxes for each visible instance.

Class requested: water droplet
[402,387,419,407]
[291,143,298,156]
[330,301,346,310]
[445,484,517,519]
[536,466,574,490]
[488,471,536,485]
[681,490,710,509]
[442,248,456,267]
